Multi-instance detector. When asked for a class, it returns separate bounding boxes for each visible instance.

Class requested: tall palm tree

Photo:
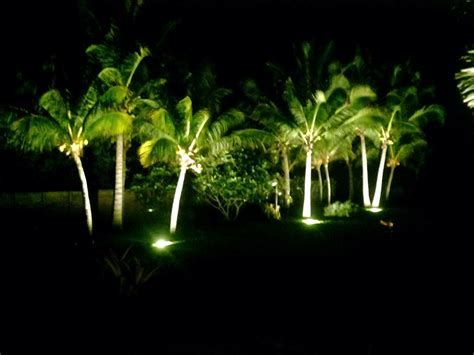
[249,102,300,207]
[86,45,150,229]
[385,136,426,201]
[338,109,383,207]
[455,49,474,110]
[11,87,100,236]
[138,96,258,234]
[371,86,445,208]
[313,132,354,205]
[285,75,377,217]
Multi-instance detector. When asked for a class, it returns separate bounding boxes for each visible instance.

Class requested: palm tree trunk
[72,152,93,237]
[113,133,124,229]
[170,164,188,234]
[302,149,312,218]
[282,148,291,207]
[324,162,332,206]
[360,135,371,207]
[372,144,388,208]
[385,165,396,201]
[316,165,323,202]
[346,158,354,202]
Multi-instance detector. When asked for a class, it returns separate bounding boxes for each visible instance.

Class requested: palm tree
[338,109,383,207]
[371,85,445,208]
[455,49,474,110]
[138,96,258,234]
[385,136,426,201]
[384,96,444,203]
[86,45,150,229]
[247,99,300,208]
[313,132,354,205]
[285,74,377,217]
[11,87,100,236]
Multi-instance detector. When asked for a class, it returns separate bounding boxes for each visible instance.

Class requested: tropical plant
[324,200,360,218]
[10,86,100,236]
[130,163,177,211]
[243,80,300,208]
[455,48,474,110]
[368,61,445,208]
[284,73,377,217]
[194,149,274,220]
[102,245,161,297]
[138,96,262,233]
[378,86,445,204]
[86,44,151,229]
[313,132,354,206]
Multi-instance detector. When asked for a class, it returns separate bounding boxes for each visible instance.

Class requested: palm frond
[39,90,68,128]
[326,73,350,98]
[349,85,377,108]
[206,109,244,142]
[177,96,193,138]
[100,86,130,108]
[408,104,445,127]
[228,128,273,150]
[242,79,265,103]
[456,49,474,109]
[316,41,335,86]
[77,85,99,122]
[135,98,162,110]
[396,138,427,162]
[286,91,308,131]
[150,108,176,136]
[98,68,124,87]
[337,108,385,140]
[11,115,66,152]
[86,112,133,138]
[121,47,150,88]
[138,135,177,167]
[86,44,119,68]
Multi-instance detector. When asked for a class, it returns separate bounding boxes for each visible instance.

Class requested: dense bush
[324,200,361,218]
[194,149,275,220]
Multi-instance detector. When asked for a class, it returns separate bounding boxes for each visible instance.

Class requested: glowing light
[148,208,155,212]
[152,239,175,249]
[366,207,383,213]
[302,218,323,225]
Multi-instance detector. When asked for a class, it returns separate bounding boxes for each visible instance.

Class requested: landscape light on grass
[148,208,155,212]
[302,218,324,225]
[152,239,175,249]
[367,207,383,213]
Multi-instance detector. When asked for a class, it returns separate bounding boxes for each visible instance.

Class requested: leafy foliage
[101,246,161,297]
[194,149,274,220]
[324,200,361,218]
[455,49,474,109]
[130,163,177,210]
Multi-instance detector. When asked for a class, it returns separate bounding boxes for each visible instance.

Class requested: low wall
[0,190,145,220]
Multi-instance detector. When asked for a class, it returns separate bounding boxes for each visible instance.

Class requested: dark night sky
[1,0,473,202]
[1,0,472,102]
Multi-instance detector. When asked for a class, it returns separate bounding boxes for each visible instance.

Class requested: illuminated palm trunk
[360,135,371,207]
[113,133,124,229]
[316,164,323,202]
[170,163,188,234]
[346,158,354,202]
[372,143,388,208]
[324,162,331,206]
[282,147,291,207]
[72,152,93,236]
[385,164,397,200]
[302,149,313,218]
